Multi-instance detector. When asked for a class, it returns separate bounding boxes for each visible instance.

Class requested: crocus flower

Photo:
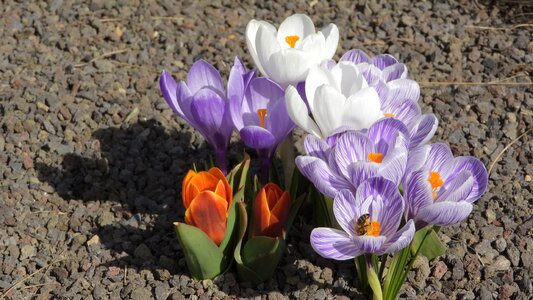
[321,51,438,148]
[285,61,382,139]
[228,59,295,182]
[252,183,290,238]
[160,60,235,173]
[182,167,233,245]
[311,178,415,260]
[246,14,339,87]
[296,118,409,198]
[403,143,488,228]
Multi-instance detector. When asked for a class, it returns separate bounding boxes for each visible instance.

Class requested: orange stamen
[428,171,444,199]
[285,35,300,48]
[365,220,381,237]
[368,152,384,163]
[257,108,267,128]
[384,113,395,117]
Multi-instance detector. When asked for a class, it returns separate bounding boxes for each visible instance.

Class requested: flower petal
[304,134,332,161]
[384,79,420,104]
[333,131,373,178]
[160,71,184,117]
[266,49,313,86]
[356,177,404,238]
[343,87,383,131]
[436,170,474,203]
[404,170,434,220]
[295,156,353,198]
[451,157,488,203]
[186,60,225,94]
[187,191,228,245]
[331,61,365,98]
[367,117,410,154]
[313,85,347,136]
[352,235,387,254]
[277,14,315,48]
[305,65,334,113]
[246,20,276,75]
[340,49,371,64]
[190,88,230,147]
[285,85,322,137]
[408,114,438,149]
[311,228,361,260]
[382,63,409,81]
[377,146,408,185]
[417,201,473,227]
[256,24,282,77]
[239,126,276,150]
[320,23,339,60]
[347,161,379,188]
[427,143,455,178]
[372,54,398,70]
[228,59,246,131]
[380,219,415,255]
[333,190,359,236]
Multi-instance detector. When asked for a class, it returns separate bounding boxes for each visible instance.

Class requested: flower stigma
[257,108,268,128]
[384,113,395,117]
[285,35,300,48]
[428,171,444,199]
[368,153,384,163]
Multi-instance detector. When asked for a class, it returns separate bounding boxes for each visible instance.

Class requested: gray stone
[134,243,153,260]
[20,245,37,260]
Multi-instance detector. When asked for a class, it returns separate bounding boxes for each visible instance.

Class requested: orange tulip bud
[182,167,232,245]
[252,183,290,238]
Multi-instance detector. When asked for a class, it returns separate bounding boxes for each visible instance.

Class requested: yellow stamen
[285,35,300,48]
[368,152,384,163]
[257,108,267,128]
[365,219,381,237]
[428,171,444,199]
[384,113,395,117]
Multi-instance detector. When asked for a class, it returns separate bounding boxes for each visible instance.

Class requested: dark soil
[1,1,532,299]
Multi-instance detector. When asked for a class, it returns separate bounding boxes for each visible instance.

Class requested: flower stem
[215,148,227,175]
[259,150,272,185]
[366,254,383,300]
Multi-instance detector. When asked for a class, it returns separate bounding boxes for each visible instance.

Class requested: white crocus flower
[285,61,383,139]
[246,14,339,88]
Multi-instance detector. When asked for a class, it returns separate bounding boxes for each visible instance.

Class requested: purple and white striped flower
[404,143,488,228]
[228,58,295,182]
[295,118,409,198]
[311,178,415,260]
[339,49,438,149]
[160,60,236,173]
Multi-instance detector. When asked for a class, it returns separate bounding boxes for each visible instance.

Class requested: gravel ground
[1,1,532,299]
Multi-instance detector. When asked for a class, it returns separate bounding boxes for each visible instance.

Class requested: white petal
[305,65,334,113]
[246,20,276,75]
[267,49,312,87]
[331,61,364,98]
[313,85,346,137]
[277,14,315,48]
[299,32,326,64]
[320,23,339,60]
[343,87,383,130]
[256,24,281,78]
[285,85,322,137]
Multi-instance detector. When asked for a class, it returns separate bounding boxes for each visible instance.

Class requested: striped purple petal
[404,170,434,220]
[347,161,379,188]
[417,201,473,227]
[340,49,371,64]
[304,135,332,161]
[409,114,438,149]
[186,59,225,94]
[310,228,362,260]
[377,147,408,185]
[332,131,374,178]
[333,189,359,236]
[450,156,488,203]
[295,156,353,198]
[436,170,474,203]
[380,219,415,255]
[367,118,409,154]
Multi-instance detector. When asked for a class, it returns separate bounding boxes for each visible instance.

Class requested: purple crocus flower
[311,177,415,260]
[323,50,438,149]
[229,58,295,182]
[404,143,488,228]
[160,60,235,174]
[296,118,409,198]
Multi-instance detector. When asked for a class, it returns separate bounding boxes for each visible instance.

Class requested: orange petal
[186,171,220,201]
[182,170,197,208]
[270,191,290,227]
[213,180,229,209]
[264,183,283,208]
[187,191,228,245]
[208,167,232,207]
[252,188,271,237]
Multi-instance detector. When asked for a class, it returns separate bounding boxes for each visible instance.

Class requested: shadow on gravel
[36,119,216,276]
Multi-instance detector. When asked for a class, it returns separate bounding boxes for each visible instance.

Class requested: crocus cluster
[159,12,488,295]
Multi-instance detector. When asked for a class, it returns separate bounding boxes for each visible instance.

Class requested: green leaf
[410,226,445,261]
[174,222,226,280]
[218,193,239,257]
[283,193,306,239]
[239,236,286,286]
[226,153,251,191]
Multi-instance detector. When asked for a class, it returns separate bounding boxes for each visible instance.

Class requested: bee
[355,213,370,236]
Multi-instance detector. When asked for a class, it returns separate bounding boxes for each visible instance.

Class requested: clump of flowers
[159,13,488,296]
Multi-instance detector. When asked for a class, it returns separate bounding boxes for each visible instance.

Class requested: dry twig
[488,129,531,176]
[74,49,130,68]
